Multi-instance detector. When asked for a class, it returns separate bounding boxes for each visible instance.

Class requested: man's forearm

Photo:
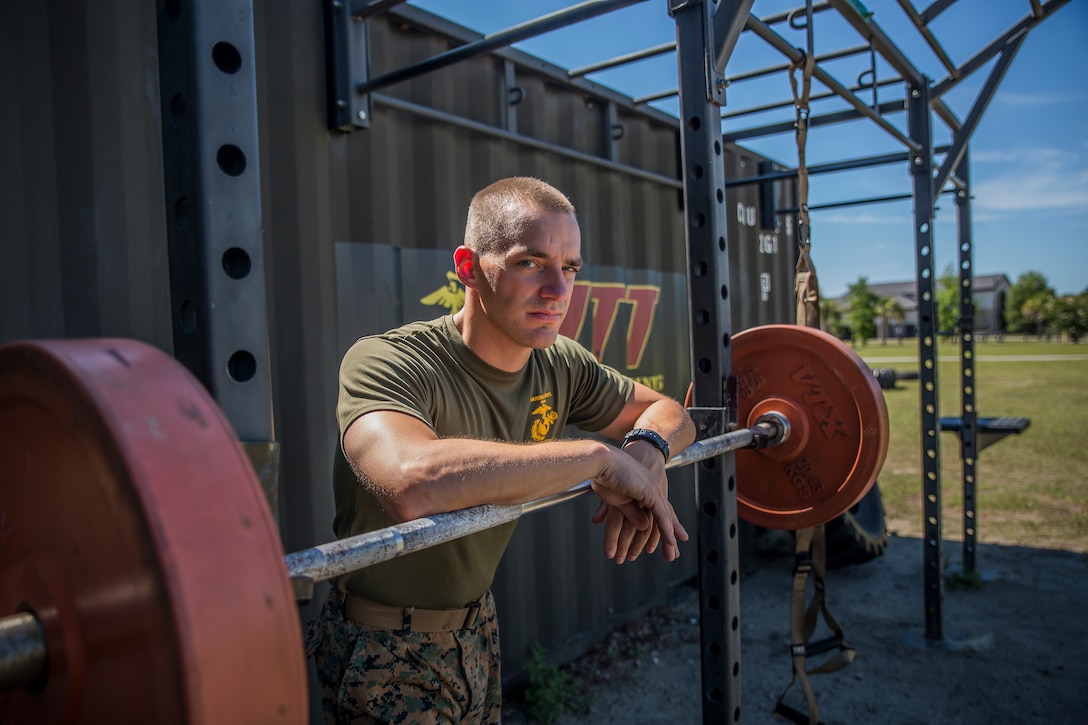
[346,413,628,522]
[393,436,618,516]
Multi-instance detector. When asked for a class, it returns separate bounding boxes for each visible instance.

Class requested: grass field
[853,338,1088,553]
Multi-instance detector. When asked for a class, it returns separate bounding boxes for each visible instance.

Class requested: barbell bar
[0,325,887,722]
[283,413,787,601]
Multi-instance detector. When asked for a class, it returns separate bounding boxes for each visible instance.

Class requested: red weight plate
[0,339,306,724]
[732,325,889,530]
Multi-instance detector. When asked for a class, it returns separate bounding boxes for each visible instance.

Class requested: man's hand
[589,440,686,562]
[592,503,661,564]
[579,383,695,565]
[592,439,669,563]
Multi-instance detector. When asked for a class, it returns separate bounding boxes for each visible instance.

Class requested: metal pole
[725,99,906,142]
[726,44,870,84]
[355,0,649,95]
[932,33,1025,206]
[931,0,1072,98]
[907,79,945,641]
[745,13,920,153]
[954,150,980,576]
[722,76,902,121]
[568,41,678,78]
[776,188,956,213]
[372,94,683,189]
[758,1,833,27]
[724,144,952,187]
[893,0,958,77]
[156,0,280,517]
[725,150,914,187]
[671,0,743,720]
[828,0,925,87]
[348,0,408,19]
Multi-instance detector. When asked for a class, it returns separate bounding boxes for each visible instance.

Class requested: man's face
[474,211,583,352]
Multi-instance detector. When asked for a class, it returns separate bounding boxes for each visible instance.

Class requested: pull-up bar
[355,0,649,95]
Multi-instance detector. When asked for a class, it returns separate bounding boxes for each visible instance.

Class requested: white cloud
[962,143,1088,212]
[973,165,1088,211]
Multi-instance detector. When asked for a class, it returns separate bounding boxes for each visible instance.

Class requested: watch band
[622,428,670,461]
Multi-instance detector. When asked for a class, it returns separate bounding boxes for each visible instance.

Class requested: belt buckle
[463,601,482,630]
[401,606,414,633]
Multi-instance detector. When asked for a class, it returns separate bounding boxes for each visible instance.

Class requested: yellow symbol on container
[420,271,465,313]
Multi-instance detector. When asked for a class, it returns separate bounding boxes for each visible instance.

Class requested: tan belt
[342,593,483,633]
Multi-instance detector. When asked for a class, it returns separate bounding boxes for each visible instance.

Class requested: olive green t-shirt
[334,315,634,609]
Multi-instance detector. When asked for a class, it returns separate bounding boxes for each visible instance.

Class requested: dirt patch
[502,532,1088,724]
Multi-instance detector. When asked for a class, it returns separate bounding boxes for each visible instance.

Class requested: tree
[935,264,960,338]
[1022,293,1053,336]
[846,277,878,346]
[1045,290,1088,342]
[874,296,906,345]
[820,296,846,339]
[1005,271,1054,334]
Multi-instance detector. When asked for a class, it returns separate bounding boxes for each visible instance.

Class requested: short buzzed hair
[464,177,576,255]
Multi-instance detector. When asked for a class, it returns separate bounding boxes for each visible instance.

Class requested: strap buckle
[793,551,813,574]
[463,600,482,630]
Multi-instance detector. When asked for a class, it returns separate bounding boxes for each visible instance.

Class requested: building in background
[833,273,1011,339]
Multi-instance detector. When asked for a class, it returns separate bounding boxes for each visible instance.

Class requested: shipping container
[0,0,798,704]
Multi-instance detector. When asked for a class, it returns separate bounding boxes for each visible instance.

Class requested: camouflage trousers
[306,588,502,724]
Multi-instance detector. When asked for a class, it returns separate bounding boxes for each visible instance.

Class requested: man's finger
[649,498,687,554]
[641,528,662,557]
[621,526,653,563]
[601,505,624,559]
[612,508,639,563]
[612,500,651,531]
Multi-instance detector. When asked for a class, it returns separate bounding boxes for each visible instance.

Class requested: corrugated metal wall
[0,0,173,346]
[1,0,798,706]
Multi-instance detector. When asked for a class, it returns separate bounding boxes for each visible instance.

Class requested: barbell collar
[752,412,791,449]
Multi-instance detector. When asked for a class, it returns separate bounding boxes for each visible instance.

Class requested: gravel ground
[501,532,1088,724]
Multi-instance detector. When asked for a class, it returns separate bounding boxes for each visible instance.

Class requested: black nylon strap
[621,428,670,461]
[773,525,857,725]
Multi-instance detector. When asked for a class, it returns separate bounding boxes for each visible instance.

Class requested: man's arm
[594,381,696,459]
[591,381,697,564]
[342,409,690,559]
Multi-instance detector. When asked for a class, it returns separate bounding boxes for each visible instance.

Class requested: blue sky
[406,0,1087,297]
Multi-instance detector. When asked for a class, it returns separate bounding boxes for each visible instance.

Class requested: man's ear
[454,246,478,288]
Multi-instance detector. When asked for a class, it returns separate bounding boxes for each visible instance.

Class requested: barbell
[0,324,887,723]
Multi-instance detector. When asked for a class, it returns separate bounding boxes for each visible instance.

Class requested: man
[309,177,695,724]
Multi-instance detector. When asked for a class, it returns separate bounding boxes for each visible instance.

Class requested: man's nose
[540,267,569,299]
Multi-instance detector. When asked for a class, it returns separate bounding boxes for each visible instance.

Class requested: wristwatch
[622,428,670,462]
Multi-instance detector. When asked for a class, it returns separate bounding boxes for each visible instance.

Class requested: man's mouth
[529,310,564,324]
